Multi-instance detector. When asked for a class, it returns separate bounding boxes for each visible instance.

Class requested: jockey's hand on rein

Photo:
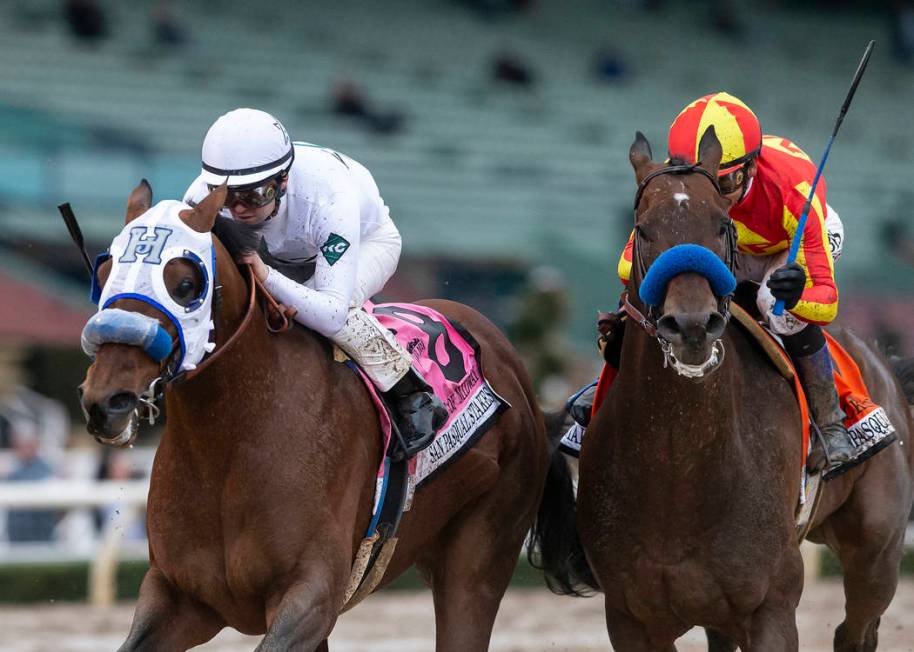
[238,252,269,282]
[766,262,806,310]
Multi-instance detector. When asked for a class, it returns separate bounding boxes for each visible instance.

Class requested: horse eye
[170,278,198,307]
[636,225,654,243]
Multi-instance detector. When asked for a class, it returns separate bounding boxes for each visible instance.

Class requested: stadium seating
[0,0,911,345]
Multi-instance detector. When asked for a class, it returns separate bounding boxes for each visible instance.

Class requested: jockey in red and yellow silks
[607,92,861,478]
[617,133,839,326]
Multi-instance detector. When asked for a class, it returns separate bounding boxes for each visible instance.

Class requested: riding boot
[788,336,858,478]
[384,367,449,461]
[330,307,448,460]
[566,383,598,428]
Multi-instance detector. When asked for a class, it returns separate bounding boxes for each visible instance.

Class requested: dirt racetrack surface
[1,580,912,651]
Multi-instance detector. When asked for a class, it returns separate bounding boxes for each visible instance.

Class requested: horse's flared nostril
[706,311,727,341]
[658,312,722,346]
[105,391,138,416]
[657,315,682,342]
[86,402,107,435]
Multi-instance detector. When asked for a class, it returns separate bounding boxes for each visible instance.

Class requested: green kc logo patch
[320,233,350,266]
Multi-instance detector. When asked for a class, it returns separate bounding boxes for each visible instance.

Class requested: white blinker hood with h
[89,200,217,372]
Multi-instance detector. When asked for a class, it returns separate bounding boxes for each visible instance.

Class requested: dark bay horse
[531,129,914,651]
[79,182,549,651]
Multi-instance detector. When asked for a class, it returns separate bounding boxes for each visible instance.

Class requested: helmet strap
[735,159,754,203]
[265,171,290,221]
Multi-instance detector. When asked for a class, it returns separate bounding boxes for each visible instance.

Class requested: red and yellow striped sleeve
[617,230,634,285]
[782,182,837,325]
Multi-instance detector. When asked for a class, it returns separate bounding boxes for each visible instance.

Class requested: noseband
[626,162,739,377]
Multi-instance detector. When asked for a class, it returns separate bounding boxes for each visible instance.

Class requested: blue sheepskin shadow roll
[639,244,736,307]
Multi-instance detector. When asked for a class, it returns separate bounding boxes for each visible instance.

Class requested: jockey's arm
[262,193,361,337]
[783,188,838,326]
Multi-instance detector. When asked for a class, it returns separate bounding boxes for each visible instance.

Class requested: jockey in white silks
[183,108,447,459]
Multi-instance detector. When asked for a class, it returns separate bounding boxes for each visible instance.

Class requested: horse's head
[627,127,737,378]
[78,181,228,445]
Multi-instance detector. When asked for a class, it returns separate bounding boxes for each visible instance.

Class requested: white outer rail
[0,480,149,607]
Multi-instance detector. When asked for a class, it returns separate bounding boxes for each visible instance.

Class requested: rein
[628,162,737,378]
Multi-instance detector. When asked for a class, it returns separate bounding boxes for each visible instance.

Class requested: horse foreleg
[744,600,799,652]
[604,606,677,652]
[118,567,224,652]
[255,567,346,652]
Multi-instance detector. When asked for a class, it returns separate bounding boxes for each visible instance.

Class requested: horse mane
[211,216,280,267]
[891,356,914,405]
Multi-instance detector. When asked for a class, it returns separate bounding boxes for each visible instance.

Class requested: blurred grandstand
[0,0,913,568]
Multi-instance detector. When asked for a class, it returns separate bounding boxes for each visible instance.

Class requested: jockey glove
[767,262,806,310]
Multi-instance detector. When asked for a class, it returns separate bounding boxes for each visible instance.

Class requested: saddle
[332,301,510,611]
[729,285,896,473]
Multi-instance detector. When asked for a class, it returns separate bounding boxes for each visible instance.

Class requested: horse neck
[615,314,739,464]
[162,262,328,456]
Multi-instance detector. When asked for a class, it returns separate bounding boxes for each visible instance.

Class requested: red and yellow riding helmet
[667,92,762,177]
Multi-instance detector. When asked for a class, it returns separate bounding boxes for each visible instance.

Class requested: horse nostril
[706,312,727,340]
[86,402,106,435]
[106,391,138,415]
[660,312,722,346]
[657,315,682,341]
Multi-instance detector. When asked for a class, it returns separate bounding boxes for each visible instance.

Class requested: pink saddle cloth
[356,301,509,490]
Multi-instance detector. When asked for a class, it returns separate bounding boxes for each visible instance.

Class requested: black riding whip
[773,39,876,316]
[57,202,93,278]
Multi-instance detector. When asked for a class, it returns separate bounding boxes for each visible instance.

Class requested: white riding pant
[326,216,412,391]
[737,204,843,336]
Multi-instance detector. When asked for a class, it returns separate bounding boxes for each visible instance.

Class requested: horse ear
[629,131,654,183]
[125,179,153,224]
[182,184,226,233]
[697,125,723,177]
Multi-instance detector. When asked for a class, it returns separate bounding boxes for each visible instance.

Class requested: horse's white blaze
[674,192,689,203]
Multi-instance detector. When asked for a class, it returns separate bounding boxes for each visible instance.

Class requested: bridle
[625,162,740,378]
[631,162,739,282]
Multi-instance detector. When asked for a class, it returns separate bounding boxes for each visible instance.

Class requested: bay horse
[530,128,914,651]
[79,181,549,651]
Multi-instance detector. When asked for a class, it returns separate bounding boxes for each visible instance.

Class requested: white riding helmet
[201,108,294,188]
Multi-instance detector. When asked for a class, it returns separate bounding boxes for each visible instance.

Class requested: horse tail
[891,356,914,405]
[526,410,600,596]
[541,408,567,454]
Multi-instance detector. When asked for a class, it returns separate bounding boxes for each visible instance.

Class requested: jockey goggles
[208,179,279,209]
[717,167,746,195]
